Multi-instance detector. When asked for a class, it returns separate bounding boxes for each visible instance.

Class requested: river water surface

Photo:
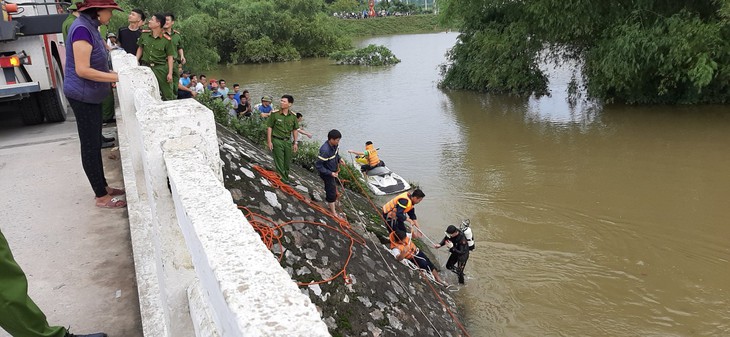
[209,33,730,337]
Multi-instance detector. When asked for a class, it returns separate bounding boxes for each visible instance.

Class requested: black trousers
[446,251,469,283]
[383,213,407,233]
[69,98,108,198]
[360,160,385,172]
[320,173,337,203]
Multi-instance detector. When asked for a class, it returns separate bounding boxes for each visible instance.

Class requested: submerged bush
[330,44,401,66]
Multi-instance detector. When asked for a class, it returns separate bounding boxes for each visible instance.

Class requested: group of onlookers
[333,9,412,19]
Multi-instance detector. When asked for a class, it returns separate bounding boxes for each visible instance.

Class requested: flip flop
[108,187,125,196]
[97,196,126,209]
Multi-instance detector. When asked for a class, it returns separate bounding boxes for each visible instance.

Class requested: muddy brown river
[208,32,730,336]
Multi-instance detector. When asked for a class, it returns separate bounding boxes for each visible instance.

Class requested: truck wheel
[43,57,68,123]
[19,93,44,125]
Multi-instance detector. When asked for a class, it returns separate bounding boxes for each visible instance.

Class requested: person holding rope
[382,189,425,238]
[347,141,385,174]
[434,225,470,284]
[390,230,446,285]
[315,129,346,219]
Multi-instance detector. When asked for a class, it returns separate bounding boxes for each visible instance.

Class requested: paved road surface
[0,106,142,337]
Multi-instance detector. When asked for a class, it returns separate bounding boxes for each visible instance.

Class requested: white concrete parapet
[165,137,329,336]
[110,50,329,337]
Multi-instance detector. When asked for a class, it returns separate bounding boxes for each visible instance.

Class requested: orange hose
[241,166,365,286]
[242,165,470,335]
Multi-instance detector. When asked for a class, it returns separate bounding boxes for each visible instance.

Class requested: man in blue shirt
[254,95,275,117]
[315,129,346,219]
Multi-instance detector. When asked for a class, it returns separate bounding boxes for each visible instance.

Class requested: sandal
[108,187,125,196]
[96,196,126,209]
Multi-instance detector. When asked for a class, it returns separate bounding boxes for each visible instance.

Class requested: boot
[66,332,108,337]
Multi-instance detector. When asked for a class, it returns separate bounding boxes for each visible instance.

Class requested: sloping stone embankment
[217,126,466,337]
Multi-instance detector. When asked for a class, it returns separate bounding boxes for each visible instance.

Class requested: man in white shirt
[191,75,205,94]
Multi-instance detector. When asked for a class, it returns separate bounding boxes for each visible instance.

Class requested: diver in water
[434,221,474,284]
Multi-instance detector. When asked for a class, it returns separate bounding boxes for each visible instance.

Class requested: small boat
[353,158,411,195]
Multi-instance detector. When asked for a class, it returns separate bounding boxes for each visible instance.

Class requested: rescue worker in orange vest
[389,230,446,285]
[382,189,425,238]
[347,141,385,174]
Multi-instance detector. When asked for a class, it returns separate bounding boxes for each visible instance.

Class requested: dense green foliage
[330,44,401,66]
[332,14,445,36]
[440,0,730,104]
[114,0,350,70]
[110,0,446,71]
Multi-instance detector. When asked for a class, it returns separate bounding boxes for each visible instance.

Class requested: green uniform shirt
[267,111,299,140]
[137,31,174,66]
[166,30,184,63]
[99,24,108,41]
[61,14,75,40]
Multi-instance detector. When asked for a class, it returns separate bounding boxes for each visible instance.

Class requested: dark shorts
[320,173,337,203]
[383,213,407,233]
[178,90,192,99]
[360,160,385,172]
[412,251,436,272]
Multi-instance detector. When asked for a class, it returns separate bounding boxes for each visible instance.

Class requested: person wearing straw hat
[64,0,127,208]
[6,3,125,333]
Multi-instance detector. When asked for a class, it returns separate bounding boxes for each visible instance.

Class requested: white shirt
[194,82,204,94]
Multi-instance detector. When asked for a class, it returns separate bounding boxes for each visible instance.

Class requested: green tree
[329,0,359,14]
[440,0,730,104]
[173,14,221,71]
[113,0,351,70]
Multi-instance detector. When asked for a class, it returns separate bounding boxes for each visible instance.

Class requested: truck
[0,0,69,125]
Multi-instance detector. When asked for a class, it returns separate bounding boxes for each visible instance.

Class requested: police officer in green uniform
[266,95,299,183]
[164,14,185,98]
[136,14,175,101]
[61,3,79,39]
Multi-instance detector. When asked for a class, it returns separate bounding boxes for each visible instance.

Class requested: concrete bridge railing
[110,50,330,337]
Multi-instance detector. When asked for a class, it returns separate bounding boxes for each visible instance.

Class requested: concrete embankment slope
[217,126,466,337]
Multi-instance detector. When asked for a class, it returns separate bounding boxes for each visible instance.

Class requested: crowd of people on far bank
[333,9,415,19]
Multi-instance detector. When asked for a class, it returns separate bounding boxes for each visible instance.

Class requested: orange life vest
[365,143,380,167]
[389,231,417,260]
[382,192,412,218]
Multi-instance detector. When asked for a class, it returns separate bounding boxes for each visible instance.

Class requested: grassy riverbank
[333,15,451,37]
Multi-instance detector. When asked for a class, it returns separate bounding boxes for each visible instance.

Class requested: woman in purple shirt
[64,0,125,208]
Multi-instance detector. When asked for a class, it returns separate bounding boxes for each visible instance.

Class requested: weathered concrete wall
[111,50,329,337]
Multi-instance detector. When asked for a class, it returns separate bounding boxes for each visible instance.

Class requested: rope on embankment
[236,163,470,336]
[239,165,365,286]
[339,160,472,337]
